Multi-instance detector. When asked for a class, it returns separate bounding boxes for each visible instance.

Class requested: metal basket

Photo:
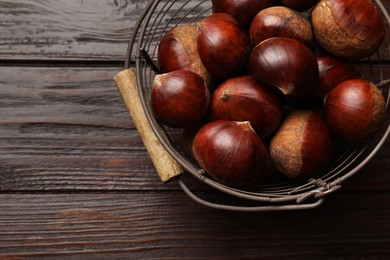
[124,0,390,211]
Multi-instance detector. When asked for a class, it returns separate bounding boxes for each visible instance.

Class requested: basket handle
[114,69,183,182]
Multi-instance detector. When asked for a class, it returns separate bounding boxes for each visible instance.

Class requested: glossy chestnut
[193,120,268,187]
[210,75,283,138]
[250,6,313,47]
[151,70,210,128]
[249,37,319,103]
[157,24,212,88]
[197,13,251,81]
[316,56,362,104]
[324,79,386,143]
[312,0,385,60]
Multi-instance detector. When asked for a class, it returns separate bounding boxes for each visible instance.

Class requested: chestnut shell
[250,6,313,47]
[193,120,268,187]
[316,55,362,104]
[151,70,210,128]
[324,79,385,143]
[250,37,319,103]
[270,110,334,179]
[157,24,212,88]
[197,13,251,81]
[312,0,385,61]
[210,75,283,138]
[157,25,195,73]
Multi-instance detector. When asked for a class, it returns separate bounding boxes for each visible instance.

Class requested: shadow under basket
[123,0,390,211]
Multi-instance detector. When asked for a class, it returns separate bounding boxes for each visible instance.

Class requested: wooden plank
[1,0,389,62]
[0,66,170,190]
[0,0,212,61]
[1,66,390,191]
[0,192,388,258]
[0,0,146,61]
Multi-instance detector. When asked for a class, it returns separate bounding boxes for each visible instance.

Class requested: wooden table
[1,1,389,258]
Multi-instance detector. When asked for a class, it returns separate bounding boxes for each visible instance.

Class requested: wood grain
[0,66,166,191]
[0,0,389,62]
[0,0,212,62]
[0,192,389,259]
[0,0,146,61]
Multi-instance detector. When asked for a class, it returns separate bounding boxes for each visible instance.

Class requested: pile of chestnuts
[150,0,387,187]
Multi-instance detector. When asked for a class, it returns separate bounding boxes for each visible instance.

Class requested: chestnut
[270,110,334,179]
[324,79,386,143]
[157,24,212,88]
[249,6,313,48]
[316,56,362,105]
[193,120,268,187]
[210,75,283,138]
[197,13,251,81]
[211,0,275,29]
[312,0,385,61]
[151,69,210,128]
[279,0,318,11]
[249,37,319,103]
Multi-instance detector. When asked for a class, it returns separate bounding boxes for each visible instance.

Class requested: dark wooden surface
[1,1,390,259]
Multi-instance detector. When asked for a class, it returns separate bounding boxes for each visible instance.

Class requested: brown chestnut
[151,70,210,128]
[279,0,318,11]
[270,110,334,179]
[210,75,283,138]
[157,24,212,88]
[324,79,386,143]
[193,120,268,187]
[250,6,313,47]
[250,37,319,103]
[197,13,251,81]
[211,0,275,29]
[312,0,385,61]
[316,56,362,104]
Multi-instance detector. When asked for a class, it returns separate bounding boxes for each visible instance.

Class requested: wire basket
[124,0,390,211]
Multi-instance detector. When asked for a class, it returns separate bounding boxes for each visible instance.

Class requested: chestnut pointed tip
[220,90,230,101]
[153,74,162,85]
[280,83,294,96]
[236,121,255,133]
[236,121,251,126]
[196,21,203,29]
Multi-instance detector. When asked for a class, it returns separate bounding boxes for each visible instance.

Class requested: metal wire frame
[125,0,390,211]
